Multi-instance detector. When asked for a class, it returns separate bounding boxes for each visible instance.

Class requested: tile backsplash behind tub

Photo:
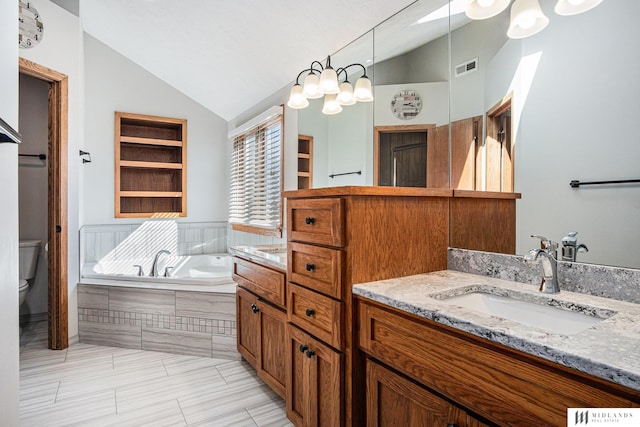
[80,221,228,266]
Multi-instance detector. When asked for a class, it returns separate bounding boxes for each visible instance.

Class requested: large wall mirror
[295,0,639,269]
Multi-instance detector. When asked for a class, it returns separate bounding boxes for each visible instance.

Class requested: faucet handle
[562,231,579,246]
[133,265,144,276]
[530,234,558,252]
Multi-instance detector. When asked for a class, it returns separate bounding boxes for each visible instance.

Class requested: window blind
[229,115,282,231]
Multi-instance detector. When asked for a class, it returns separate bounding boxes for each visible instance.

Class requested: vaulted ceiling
[79,0,416,121]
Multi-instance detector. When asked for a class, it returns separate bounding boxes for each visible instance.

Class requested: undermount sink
[436,288,613,336]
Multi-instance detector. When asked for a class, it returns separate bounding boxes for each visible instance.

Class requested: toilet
[19,240,41,308]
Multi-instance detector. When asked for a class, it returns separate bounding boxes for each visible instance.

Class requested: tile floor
[19,321,292,426]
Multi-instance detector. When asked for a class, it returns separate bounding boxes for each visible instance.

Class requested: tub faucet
[150,250,171,277]
[524,235,560,294]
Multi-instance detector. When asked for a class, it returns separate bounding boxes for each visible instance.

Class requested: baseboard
[69,334,79,346]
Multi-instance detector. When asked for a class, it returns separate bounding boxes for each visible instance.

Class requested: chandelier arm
[336,63,368,81]
[294,63,324,84]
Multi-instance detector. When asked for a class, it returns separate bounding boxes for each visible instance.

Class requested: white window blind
[229,114,282,232]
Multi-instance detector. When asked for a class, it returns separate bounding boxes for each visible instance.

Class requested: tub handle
[164,266,174,277]
[133,265,144,276]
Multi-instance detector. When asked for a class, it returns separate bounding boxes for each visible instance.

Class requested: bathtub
[80,253,236,293]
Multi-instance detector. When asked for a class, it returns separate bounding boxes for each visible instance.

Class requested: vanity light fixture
[507,0,549,39]
[554,0,603,16]
[465,0,511,20]
[287,55,373,114]
[464,0,603,39]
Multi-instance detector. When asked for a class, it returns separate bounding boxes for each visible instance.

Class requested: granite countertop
[229,245,287,271]
[353,270,640,391]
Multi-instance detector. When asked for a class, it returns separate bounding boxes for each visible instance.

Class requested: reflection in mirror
[297,31,374,188]
[451,0,639,268]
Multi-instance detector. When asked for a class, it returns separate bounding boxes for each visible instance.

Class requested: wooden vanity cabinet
[358,297,640,426]
[233,257,287,398]
[366,360,492,427]
[286,323,343,427]
[285,188,455,427]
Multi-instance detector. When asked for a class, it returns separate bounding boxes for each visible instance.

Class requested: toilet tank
[19,240,41,280]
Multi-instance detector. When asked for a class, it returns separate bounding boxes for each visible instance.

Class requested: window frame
[229,109,284,237]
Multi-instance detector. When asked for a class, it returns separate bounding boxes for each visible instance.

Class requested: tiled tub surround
[78,284,239,359]
[80,220,228,266]
[449,248,640,304]
[353,270,640,391]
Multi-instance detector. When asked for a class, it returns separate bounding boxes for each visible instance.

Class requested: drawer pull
[305,308,315,317]
[299,344,308,353]
[305,263,315,272]
[305,350,316,359]
[250,303,259,314]
[447,424,459,427]
[305,217,315,225]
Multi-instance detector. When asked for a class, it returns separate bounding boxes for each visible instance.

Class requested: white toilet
[19,240,41,308]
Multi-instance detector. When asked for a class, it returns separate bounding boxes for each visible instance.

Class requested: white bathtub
[81,253,236,293]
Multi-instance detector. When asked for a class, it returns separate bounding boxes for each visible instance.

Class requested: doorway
[374,124,435,187]
[19,58,69,350]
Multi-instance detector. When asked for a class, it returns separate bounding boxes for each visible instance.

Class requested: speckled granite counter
[229,245,287,271]
[353,270,640,391]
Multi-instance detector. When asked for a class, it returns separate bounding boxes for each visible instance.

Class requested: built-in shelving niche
[115,112,187,218]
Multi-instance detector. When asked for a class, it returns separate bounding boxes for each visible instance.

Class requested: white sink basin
[441,291,608,335]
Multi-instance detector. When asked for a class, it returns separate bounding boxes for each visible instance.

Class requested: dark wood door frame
[373,124,434,186]
[19,57,68,350]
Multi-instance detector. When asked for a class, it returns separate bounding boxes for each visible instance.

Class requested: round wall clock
[391,89,422,120]
[19,1,44,49]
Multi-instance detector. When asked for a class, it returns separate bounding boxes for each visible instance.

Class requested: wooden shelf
[120,160,183,170]
[297,135,313,190]
[120,136,183,147]
[115,112,187,218]
[120,191,183,198]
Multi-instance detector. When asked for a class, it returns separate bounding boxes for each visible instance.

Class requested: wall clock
[391,89,422,120]
[19,1,44,49]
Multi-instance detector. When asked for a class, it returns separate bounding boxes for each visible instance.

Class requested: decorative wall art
[390,89,422,120]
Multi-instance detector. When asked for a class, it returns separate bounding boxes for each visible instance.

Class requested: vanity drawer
[288,242,343,299]
[232,256,286,308]
[358,298,640,426]
[288,283,343,350]
[287,198,344,247]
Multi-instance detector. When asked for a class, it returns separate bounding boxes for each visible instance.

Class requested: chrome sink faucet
[150,250,171,277]
[524,235,560,294]
[561,231,588,262]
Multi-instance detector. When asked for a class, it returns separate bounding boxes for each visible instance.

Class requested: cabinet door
[236,286,259,368]
[258,301,287,399]
[366,359,466,427]
[286,324,343,427]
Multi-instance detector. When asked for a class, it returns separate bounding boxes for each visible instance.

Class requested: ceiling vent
[455,58,478,78]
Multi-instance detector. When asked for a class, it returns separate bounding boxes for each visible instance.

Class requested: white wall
[83,34,228,225]
[0,0,20,422]
[19,0,84,338]
[512,0,640,268]
[19,74,49,318]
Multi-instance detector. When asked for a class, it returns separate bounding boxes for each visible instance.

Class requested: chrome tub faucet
[150,250,171,277]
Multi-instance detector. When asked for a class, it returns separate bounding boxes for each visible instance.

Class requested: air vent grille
[455,58,478,77]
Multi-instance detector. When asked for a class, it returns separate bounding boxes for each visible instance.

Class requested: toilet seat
[19,279,29,292]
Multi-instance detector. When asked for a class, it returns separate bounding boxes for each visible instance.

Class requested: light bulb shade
[465,0,511,20]
[353,76,374,102]
[507,0,549,39]
[287,84,309,109]
[318,67,340,94]
[322,94,343,115]
[554,0,603,16]
[302,73,323,99]
[337,82,356,106]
